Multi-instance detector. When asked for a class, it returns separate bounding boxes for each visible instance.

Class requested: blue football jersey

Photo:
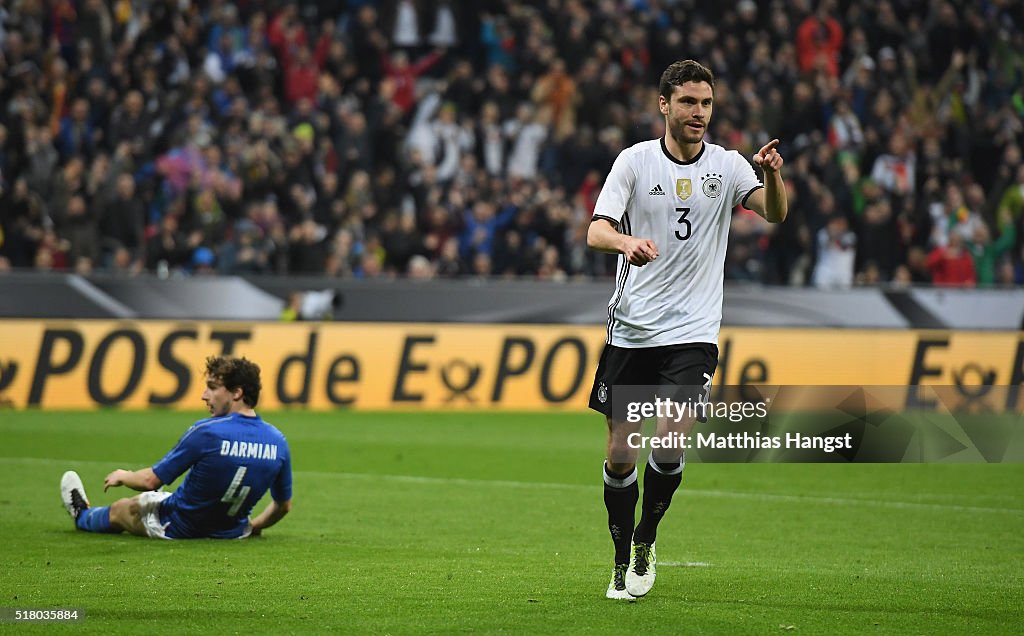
[152,412,292,539]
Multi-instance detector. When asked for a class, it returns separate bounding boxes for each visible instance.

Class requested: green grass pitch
[2,410,1022,634]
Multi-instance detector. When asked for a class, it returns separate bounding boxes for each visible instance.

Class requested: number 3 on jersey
[675,207,691,240]
[221,466,251,516]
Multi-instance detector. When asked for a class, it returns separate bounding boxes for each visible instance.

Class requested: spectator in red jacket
[383,49,444,116]
[267,4,307,70]
[285,45,319,106]
[926,233,977,287]
[796,1,844,77]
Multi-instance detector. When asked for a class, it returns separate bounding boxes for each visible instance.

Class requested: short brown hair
[205,356,262,407]
[659,60,715,101]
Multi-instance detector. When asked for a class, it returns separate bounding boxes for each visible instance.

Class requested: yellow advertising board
[0,320,1021,410]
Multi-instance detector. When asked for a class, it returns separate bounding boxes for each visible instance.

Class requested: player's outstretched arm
[103,467,162,492]
[249,498,292,536]
[748,139,788,223]
[587,218,659,266]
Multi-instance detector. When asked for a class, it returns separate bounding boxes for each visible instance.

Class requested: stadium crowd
[0,0,1022,287]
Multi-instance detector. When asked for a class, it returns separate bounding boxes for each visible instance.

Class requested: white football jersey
[593,138,763,347]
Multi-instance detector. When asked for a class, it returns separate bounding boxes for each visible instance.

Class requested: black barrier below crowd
[1,272,1023,329]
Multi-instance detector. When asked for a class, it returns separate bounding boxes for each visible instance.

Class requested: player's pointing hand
[753,139,784,173]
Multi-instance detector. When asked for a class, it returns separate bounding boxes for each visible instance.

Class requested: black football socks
[633,452,684,545]
[603,462,639,566]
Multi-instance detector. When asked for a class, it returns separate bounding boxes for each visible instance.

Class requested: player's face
[660,81,714,147]
[202,379,235,416]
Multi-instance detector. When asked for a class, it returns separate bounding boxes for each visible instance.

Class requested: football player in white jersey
[587,60,787,600]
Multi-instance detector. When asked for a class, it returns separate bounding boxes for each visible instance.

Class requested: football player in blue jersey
[60,356,293,539]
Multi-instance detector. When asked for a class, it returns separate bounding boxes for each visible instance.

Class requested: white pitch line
[659,562,712,568]
[299,470,1024,516]
[3,456,1023,517]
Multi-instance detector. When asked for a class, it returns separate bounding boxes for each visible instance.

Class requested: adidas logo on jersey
[649,184,666,196]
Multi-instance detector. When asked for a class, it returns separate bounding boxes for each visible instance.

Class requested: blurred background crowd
[0,0,1022,287]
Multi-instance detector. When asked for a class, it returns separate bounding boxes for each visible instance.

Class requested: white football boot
[625,542,656,597]
[606,563,635,600]
[60,470,90,523]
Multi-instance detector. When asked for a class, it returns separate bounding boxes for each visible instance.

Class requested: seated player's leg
[61,470,119,534]
[60,471,172,538]
[111,491,173,538]
[108,496,150,537]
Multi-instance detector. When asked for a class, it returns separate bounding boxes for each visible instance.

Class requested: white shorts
[137,490,173,539]
[135,491,253,540]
